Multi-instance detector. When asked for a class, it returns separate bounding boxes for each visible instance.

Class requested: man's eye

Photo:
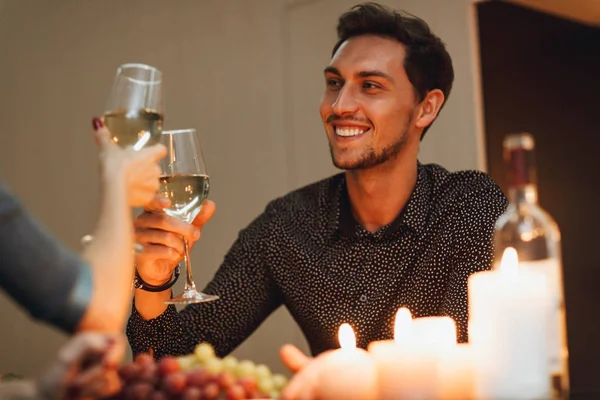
[363,82,381,90]
[326,79,342,89]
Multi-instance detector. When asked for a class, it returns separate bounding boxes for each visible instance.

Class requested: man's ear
[414,89,445,130]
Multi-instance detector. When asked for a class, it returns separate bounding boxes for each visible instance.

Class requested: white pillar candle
[410,317,474,400]
[319,323,378,400]
[408,316,457,400]
[468,247,553,400]
[411,316,457,347]
[369,309,459,400]
[437,343,474,400]
[368,308,419,400]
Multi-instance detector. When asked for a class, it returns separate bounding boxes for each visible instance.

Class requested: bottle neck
[508,184,538,205]
[505,137,538,205]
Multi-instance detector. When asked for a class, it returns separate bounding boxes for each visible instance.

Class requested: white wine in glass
[159,174,210,223]
[103,63,164,150]
[159,129,219,304]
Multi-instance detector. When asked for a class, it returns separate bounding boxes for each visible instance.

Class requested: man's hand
[280,344,311,374]
[280,345,334,400]
[134,196,216,286]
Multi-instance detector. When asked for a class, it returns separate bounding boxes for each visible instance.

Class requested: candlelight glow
[338,323,356,349]
[394,307,413,343]
[500,247,519,277]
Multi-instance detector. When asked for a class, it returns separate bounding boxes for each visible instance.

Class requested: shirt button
[360,294,368,302]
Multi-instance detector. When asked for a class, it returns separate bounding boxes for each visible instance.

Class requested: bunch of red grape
[109,343,288,400]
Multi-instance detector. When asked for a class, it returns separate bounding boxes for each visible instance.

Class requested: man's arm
[132,202,211,322]
[127,201,285,359]
[439,184,508,342]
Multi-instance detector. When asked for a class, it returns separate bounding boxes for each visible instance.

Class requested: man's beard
[329,125,410,170]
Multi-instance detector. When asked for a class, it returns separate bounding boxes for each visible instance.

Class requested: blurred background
[0,0,598,397]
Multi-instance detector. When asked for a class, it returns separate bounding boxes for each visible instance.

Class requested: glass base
[165,290,219,305]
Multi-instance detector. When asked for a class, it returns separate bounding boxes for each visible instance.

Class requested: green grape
[272,373,288,390]
[194,342,215,364]
[269,390,280,399]
[177,355,198,371]
[222,356,238,373]
[254,364,271,381]
[235,360,256,378]
[258,377,275,394]
[204,357,224,375]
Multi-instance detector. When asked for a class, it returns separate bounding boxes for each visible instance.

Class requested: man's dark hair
[332,2,454,139]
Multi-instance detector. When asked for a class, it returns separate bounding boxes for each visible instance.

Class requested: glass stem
[182,239,197,292]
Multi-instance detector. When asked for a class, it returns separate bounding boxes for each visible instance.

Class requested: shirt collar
[337,162,432,238]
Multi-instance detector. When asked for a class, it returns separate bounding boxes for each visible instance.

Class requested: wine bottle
[493,132,569,399]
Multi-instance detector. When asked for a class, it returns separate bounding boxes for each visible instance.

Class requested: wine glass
[81,63,164,251]
[159,129,219,304]
[103,63,164,150]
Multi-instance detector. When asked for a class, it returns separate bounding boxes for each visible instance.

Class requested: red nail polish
[92,117,104,130]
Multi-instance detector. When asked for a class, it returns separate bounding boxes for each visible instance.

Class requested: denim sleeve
[0,180,92,333]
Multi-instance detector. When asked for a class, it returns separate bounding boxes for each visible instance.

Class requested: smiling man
[127,2,508,361]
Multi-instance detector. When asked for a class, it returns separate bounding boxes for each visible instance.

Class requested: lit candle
[409,316,475,399]
[368,308,440,399]
[368,310,413,399]
[318,323,378,400]
[410,316,458,399]
[369,309,465,399]
[468,247,552,399]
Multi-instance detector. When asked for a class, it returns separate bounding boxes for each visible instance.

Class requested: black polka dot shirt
[127,162,508,359]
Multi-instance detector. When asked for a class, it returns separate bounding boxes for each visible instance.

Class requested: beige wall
[0,0,484,378]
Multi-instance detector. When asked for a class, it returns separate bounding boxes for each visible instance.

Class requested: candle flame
[500,247,519,277]
[338,323,356,349]
[394,307,413,343]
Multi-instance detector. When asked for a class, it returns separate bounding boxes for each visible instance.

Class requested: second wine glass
[159,129,219,304]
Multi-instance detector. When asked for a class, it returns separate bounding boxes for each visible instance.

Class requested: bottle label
[518,258,565,373]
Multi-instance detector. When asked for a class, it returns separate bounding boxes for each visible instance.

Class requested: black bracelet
[133,266,180,292]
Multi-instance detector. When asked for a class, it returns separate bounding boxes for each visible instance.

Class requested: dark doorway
[477,1,600,397]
